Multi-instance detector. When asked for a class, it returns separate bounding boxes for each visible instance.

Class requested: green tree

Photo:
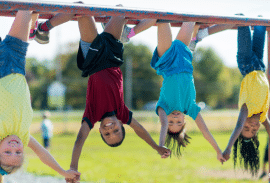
[193,47,241,108]
[26,58,53,109]
[122,43,162,109]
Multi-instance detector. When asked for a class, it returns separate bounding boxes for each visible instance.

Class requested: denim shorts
[0,35,29,79]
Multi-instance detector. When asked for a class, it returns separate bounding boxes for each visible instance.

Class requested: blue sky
[0,0,269,68]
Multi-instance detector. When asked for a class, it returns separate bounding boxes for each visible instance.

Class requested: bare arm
[262,118,270,182]
[28,136,80,179]
[175,22,195,46]
[262,118,270,136]
[69,121,91,171]
[223,104,248,160]
[129,117,170,158]
[9,11,33,42]
[157,107,168,147]
[195,113,225,163]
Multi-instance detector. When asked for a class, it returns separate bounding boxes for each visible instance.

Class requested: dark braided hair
[233,134,260,176]
[165,125,191,157]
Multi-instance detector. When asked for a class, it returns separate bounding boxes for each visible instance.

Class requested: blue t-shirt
[151,39,193,78]
[0,35,29,78]
[151,40,200,120]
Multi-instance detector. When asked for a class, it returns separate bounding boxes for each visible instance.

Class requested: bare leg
[48,13,75,28]
[175,22,195,46]
[104,16,128,40]
[208,24,235,35]
[157,23,172,57]
[133,19,157,35]
[78,16,98,43]
[9,10,33,42]
[31,13,39,29]
[192,24,200,39]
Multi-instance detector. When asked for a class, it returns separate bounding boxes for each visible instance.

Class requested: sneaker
[34,22,50,44]
[120,25,131,43]
[29,29,36,41]
[196,28,209,41]
[189,28,209,52]
[259,171,266,179]
[235,13,244,16]
[101,22,106,29]
[189,37,198,52]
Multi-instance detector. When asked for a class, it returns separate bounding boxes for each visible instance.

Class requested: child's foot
[29,29,36,41]
[189,28,209,52]
[34,22,50,44]
[235,13,244,16]
[259,171,266,179]
[120,25,131,43]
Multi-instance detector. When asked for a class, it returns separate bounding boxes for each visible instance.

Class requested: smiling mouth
[9,139,19,144]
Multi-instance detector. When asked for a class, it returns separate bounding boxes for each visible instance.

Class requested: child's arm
[69,121,91,171]
[262,118,270,183]
[129,117,171,158]
[195,113,226,163]
[157,107,168,147]
[262,118,270,136]
[9,10,33,42]
[223,104,248,160]
[28,136,80,179]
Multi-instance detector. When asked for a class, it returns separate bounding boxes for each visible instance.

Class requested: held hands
[217,150,226,164]
[222,148,231,161]
[64,169,81,183]
[156,146,171,159]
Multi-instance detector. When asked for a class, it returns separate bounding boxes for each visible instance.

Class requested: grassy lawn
[25,129,269,183]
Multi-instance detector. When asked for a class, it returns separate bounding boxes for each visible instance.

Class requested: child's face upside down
[99,116,123,145]
[241,114,261,139]
[0,135,24,167]
[167,111,185,133]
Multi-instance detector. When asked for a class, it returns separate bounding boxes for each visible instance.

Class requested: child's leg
[129,19,157,38]
[8,10,33,42]
[157,23,172,57]
[208,24,235,35]
[78,16,98,43]
[35,13,75,44]
[252,26,266,60]
[40,13,75,31]
[192,24,200,39]
[189,24,200,51]
[29,13,39,40]
[30,13,39,30]
[237,26,252,57]
[103,16,127,40]
[175,22,195,46]
[237,26,256,75]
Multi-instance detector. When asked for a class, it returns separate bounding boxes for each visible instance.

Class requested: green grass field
[25,110,269,183]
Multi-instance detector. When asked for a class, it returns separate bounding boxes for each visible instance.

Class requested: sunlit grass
[25,129,269,182]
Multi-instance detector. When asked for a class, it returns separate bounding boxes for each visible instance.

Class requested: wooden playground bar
[0,1,270,180]
[1,0,270,26]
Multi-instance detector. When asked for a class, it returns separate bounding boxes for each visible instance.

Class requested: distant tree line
[26,42,242,110]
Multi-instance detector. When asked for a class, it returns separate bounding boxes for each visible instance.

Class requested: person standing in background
[41,111,53,151]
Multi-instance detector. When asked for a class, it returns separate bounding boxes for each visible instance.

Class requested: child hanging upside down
[0,10,80,182]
